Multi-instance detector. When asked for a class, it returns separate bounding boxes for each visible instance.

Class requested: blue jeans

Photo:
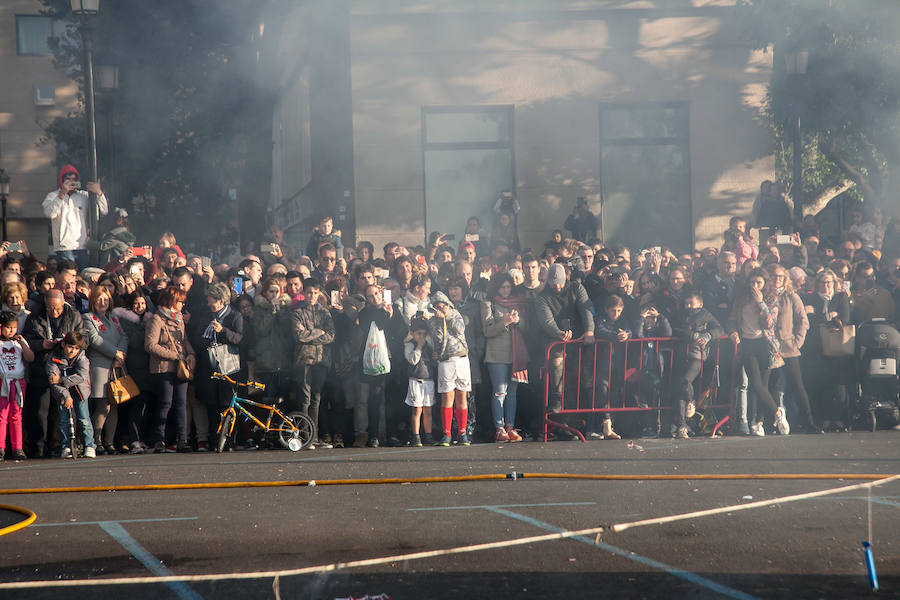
[486,362,518,429]
[58,398,95,449]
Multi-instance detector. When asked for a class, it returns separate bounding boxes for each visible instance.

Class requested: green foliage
[739,0,900,212]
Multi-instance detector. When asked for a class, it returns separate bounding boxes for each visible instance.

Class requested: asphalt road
[1,432,898,599]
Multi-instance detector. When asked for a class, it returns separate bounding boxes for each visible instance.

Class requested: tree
[38,0,274,249]
[740,0,900,216]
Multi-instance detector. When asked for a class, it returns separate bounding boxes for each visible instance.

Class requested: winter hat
[547,263,566,286]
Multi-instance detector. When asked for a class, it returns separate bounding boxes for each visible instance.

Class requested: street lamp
[785,49,808,224]
[0,169,10,242]
[71,0,101,239]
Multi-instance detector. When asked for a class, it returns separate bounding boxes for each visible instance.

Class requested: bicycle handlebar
[211,372,266,390]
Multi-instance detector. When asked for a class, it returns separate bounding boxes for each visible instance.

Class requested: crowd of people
[0,167,898,460]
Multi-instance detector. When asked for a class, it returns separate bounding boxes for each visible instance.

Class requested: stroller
[854,319,900,431]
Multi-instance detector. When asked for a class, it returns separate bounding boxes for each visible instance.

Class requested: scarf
[759,298,782,368]
[203,305,232,340]
[159,307,182,324]
[494,295,529,383]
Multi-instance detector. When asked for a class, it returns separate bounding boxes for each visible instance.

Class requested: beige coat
[145,312,195,375]
[775,291,809,358]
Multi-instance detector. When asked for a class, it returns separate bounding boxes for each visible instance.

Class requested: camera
[775,234,792,245]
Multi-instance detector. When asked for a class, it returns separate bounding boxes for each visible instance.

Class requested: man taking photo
[42,165,109,269]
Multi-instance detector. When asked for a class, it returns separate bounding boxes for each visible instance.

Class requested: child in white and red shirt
[0,310,34,461]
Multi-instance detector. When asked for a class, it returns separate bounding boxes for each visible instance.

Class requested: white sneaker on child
[774,408,790,436]
[685,401,696,419]
[61,447,73,459]
[749,422,765,437]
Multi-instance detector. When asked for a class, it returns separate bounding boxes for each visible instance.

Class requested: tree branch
[820,136,876,201]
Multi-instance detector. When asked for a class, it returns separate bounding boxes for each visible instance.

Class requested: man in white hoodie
[42,164,109,269]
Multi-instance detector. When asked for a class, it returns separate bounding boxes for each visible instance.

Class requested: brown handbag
[162,319,193,381]
[106,367,140,404]
[819,323,855,357]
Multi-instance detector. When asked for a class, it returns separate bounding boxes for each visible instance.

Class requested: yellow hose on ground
[0,473,894,495]
[0,503,36,536]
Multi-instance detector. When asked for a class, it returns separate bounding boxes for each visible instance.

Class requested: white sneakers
[750,421,765,437]
[775,408,790,436]
[61,447,73,459]
[83,446,96,458]
[685,401,696,419]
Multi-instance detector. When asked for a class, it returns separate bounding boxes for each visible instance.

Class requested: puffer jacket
[290,297,335,367]
[673,308,724,361]
[774,290,808,358]
[47,347,90,403]
[429,291,467,361]
[251,292,291,372]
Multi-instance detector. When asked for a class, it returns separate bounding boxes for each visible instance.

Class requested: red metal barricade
[541,336,739,442]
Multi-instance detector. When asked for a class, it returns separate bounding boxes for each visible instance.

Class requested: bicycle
[212,372,316,452]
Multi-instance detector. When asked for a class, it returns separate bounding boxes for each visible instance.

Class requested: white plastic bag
[362,321,391,376]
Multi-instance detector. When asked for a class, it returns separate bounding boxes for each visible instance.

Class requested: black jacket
[672,308,723,361]
[23,303,85,380]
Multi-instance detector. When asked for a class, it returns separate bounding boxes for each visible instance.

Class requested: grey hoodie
[429,291,468,360]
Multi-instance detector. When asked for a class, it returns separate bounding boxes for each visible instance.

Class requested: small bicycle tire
[217,412,234,454]
[277,411,315,451]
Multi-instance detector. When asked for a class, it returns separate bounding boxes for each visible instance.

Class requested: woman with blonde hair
[1,281,30,331]
[85,285,128,454]
[765,264,817,433]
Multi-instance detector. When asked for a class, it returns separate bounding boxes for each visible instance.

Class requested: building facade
[270,0,774,255]
[0,0,81,256]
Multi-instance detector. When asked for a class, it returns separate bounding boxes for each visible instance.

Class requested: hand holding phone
[383,289,392,306]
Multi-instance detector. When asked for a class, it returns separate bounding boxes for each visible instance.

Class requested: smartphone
[232,277,243,296]
[842,281,851,293]
[6,242,20,252]
[201,256,211,269]
[131,246,147,257]
[465,233,479,242]
[652,246,661,255]
[775,234,792,245]
[444,234,456,241]
[260,243,275,254]
[330,290,341,306]
[72,181,82,189]
[383,289,392,305]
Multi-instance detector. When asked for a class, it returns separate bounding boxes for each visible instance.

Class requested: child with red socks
[428,292,470,446]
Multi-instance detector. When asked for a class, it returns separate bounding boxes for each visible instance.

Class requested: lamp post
[0,169,10,242]
[785,49,808,224]
[70,0,101,238]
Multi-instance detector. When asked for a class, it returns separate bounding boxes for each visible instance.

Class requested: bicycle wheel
[216,411,235,454]
[276,411,315,451]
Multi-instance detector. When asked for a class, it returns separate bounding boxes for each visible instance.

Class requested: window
[599,103,692,252]
[16,15,60,56]
[422,106,515,243]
